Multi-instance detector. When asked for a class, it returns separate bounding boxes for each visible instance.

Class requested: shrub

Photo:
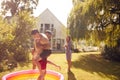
[0,65,3,72]
[101,39,120,62]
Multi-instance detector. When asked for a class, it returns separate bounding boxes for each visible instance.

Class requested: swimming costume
[39,58,47,70]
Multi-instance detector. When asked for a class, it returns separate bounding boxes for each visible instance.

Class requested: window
[53,28,56,37]
[40,26,43,32]
[51,26,54,31]
[41,24,43,27]
[52,24,54,27]
[40,24,43,32]
[45,24,50,31]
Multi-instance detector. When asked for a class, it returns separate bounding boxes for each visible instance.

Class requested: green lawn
[1,52,120,80]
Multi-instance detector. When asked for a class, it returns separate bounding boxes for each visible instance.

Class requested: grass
[1,52,120,80]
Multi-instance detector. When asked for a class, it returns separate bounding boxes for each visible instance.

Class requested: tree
[0,0,37,64]
[1,0,39,16]
[68,0,120,61]
[11,11,36,62]
[0,16,14,62]
[67,1,88,45]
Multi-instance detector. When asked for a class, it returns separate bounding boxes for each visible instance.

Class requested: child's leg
[33,49,43,73]
[33,64,36,69]
[37,70,46,80]
[34,55,43,73]
[36,61,42,74]
[32,59,36,69]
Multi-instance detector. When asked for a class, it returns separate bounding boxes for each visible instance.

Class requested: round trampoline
[2,69,64,80]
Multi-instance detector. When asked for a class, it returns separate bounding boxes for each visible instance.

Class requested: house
[36,8,67,51]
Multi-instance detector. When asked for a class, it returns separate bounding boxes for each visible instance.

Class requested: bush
[101,39,120,62]
[73,48,80,53]
[14,52,27,62]
[0,65,3,72]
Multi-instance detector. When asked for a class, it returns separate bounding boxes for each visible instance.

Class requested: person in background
[64,36,72,72]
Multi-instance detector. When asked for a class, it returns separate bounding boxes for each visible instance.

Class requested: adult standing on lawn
[64,36,72,72]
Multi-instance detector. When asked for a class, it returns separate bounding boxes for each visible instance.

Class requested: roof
[37,8,65,27]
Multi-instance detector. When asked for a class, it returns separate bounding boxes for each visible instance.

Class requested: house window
[51,26,54,31]
[53,28,56,37]
[57,39,61,50]
[40,24,43,32]
[40,26,43,32]
[52,24,54,27]
[41,24,43,27]
[45,24,50,31]
[53,39,56,49]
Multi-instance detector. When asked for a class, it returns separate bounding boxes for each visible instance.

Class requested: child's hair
[66,36,71,41]
[45,30,52,35]
[31,29,39,35]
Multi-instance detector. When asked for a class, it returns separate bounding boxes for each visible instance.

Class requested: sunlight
[33,0,73,26]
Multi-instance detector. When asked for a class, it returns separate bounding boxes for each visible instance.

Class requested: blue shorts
[40,50,51,59]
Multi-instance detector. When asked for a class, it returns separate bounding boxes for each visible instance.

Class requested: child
[64,36,72,72]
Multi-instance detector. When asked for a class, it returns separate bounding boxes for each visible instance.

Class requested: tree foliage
[0,16,14,62]
[67,1,88,41]
[11,11,36,62]
[1,0,39,16]
[68,0,120,46]
[0,11,36,63]
[0,0,37,65]
[68,0,120,61]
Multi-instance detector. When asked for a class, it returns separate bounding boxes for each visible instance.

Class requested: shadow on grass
[67,70,77,80]
[72,53,120,80]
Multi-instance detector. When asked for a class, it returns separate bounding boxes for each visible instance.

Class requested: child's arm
[32,59,36,69]
[47,60,61,70]
[64,43,68,48]
[31,48,35,55]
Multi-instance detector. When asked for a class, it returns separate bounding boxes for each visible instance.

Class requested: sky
[0,0,73,26]
[33,0,73,26]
